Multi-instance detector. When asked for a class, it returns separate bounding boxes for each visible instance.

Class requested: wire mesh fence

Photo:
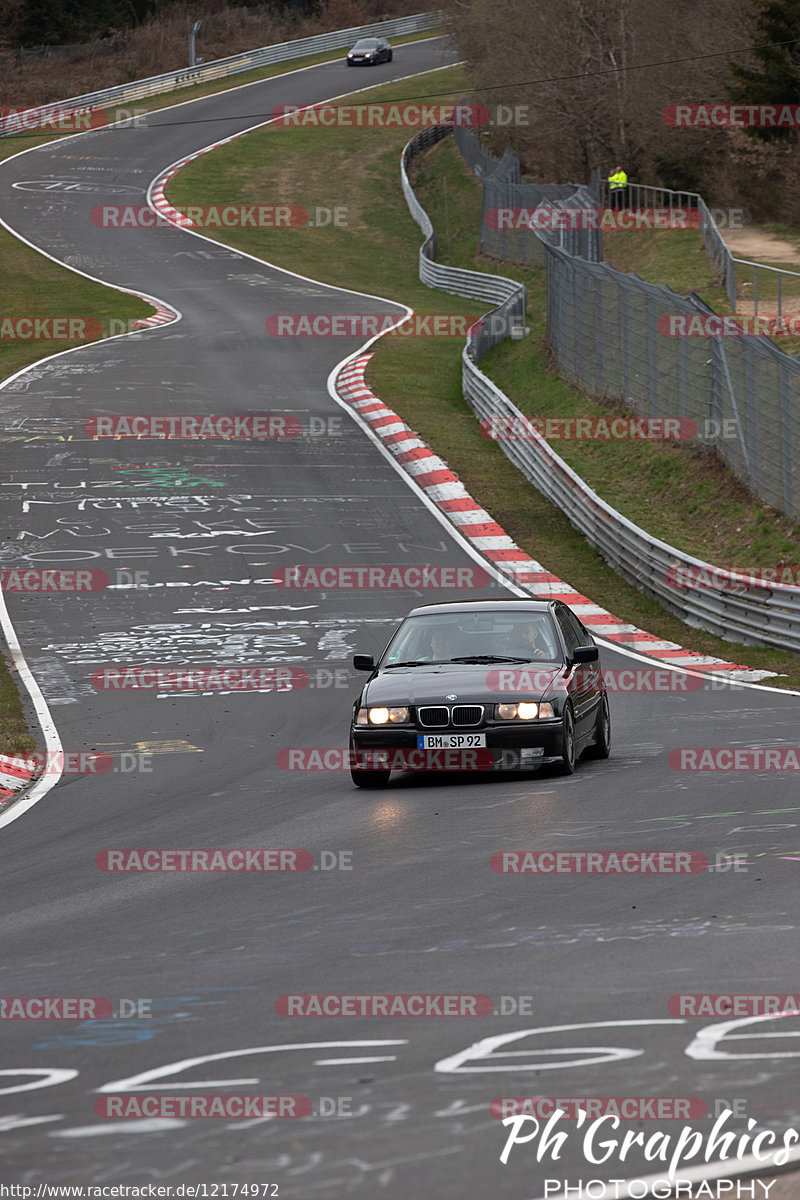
[453,129,800,523]
[402,127,527,365]
[402,125,800,649]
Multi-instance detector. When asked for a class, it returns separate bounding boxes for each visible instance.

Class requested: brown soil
[722,227,800,318]
[723,228,800,267]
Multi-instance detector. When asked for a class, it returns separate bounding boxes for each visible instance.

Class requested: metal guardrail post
[0,11,443,136]
[727,254,737,312]
[189,20,202,68]
[752,265,758,317]
[421,129,800,650]
[648,294,659,417]
[779,360,794,518]
[594,274,604,393]
[717,342,752,486]
[401,127,526,365]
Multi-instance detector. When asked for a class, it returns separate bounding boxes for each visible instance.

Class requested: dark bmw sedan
[348,600,610,788]
[346,37,392,65]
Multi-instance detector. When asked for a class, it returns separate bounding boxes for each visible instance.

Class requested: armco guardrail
[459,140,800,526]
[464,366,800,652]
[401,127,526,361]
[402,126,800,653]
[0,11,442,136]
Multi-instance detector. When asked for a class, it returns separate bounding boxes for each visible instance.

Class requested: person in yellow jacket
[608,166,627,209]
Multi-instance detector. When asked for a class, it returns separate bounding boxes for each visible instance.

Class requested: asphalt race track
[1,35,799,1198]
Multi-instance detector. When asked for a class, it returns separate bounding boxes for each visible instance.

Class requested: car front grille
[418,706,449,728]
[417,705,484,728]
[452,705,483,726]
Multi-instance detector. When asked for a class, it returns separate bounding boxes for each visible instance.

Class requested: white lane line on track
[0,42,797,835]
[143,56,466,299]
[0,49,461,827]
[3,45,800,1192]
[0,584,63,829]
[141,72,800,699]
[331,355,799,695]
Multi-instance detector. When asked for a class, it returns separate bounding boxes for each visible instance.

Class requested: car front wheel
[351,765,391,788]
[349,742,391,789]
[556,705,576,775]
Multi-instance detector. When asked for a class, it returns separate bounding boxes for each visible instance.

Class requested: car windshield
[381,612,562,666]
[353,39,378,48]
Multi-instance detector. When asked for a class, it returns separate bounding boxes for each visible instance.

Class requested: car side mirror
[353,654,375,671]
[572,645,599,664]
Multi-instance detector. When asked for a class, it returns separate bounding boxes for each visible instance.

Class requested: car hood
[363,664,562,705]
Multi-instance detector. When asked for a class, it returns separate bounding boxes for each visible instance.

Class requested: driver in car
[517,622,555,661]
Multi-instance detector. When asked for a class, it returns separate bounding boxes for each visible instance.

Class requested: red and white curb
[131,298,178,329]
[150,148,215,228]
[0,754,39,803]
[114,177,186,326]
[335,354,774,683]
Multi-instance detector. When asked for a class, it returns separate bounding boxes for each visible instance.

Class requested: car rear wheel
[387,50,393,61]
[556,705,576,775]
[585,694,611,759]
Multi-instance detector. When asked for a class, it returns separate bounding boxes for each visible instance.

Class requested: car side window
[554,607,581,656]
[564,607,591,648]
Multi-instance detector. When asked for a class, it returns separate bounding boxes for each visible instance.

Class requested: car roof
[405,599,555,617]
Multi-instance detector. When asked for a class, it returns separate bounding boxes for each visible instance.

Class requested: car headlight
[356,706,409,725]
[495,702,555,720]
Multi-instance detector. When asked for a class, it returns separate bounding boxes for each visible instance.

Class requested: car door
[554,604,598,744]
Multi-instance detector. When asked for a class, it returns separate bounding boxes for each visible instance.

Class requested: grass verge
[0,653,38,758]
[602,223,800,354]
[0,29,446,384]
[0,32,446,755]
[0,29,445,168]
[166,67,800,687]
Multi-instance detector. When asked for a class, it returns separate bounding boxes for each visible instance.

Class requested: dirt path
[721,227,800,316]
[723,227,800,267]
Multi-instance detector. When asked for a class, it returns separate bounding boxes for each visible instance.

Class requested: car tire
[556,705,576,775]
[350,766,391,788]
[387,51,393,61]
[349,741,391,789]
[584,693,611,759]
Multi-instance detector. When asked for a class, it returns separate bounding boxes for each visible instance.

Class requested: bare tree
[446,0,752,190]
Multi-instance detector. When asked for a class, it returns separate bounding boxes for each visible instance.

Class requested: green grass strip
[0,34,443,755]
[166,66,800,686]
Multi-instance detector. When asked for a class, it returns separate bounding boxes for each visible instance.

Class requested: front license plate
[417,733,486,749]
